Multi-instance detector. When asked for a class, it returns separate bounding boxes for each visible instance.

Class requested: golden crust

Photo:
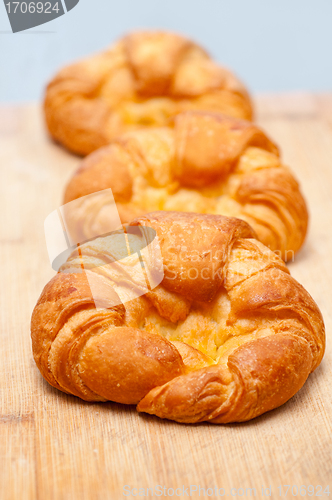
[64,112,308,260]
[44,31,253,155]
[31,211,325,423]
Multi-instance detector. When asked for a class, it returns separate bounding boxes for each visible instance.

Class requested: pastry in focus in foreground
[31,211,325,423]
[44,30,253,156]
[64,111,308,261]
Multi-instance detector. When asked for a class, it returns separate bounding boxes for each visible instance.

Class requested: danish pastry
[44,31,253,155]
[64,111,308,260]
[31,212,325,423]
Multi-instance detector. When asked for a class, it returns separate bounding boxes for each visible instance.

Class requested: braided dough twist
[44,31,253,155]
[64,112,308,260]
[31,212,325,423]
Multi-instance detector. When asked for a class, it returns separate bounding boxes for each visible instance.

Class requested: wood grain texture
[0,95,331,500]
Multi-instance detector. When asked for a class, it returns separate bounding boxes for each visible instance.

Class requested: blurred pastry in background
[44,30,253,155]
[64,111,308,261]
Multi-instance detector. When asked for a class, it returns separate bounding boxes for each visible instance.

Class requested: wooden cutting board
[1,94,331,500]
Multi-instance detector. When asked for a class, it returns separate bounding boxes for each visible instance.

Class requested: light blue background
[1,0,332,102]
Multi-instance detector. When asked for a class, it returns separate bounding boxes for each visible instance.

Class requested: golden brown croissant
[64,112,308,261]
[31,212,325,423]
[44,31,253,155]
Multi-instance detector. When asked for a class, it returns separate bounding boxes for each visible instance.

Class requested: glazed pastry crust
[44,31,253,155]
[64,112,308,260]
[31,212,325,423]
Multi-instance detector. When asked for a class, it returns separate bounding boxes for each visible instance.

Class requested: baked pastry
[44,31,253,155]
[31,211,325,423]
[64,111,308,261]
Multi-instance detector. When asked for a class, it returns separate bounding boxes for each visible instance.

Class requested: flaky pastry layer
[31,212,325,423]
[64,112,308,260]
